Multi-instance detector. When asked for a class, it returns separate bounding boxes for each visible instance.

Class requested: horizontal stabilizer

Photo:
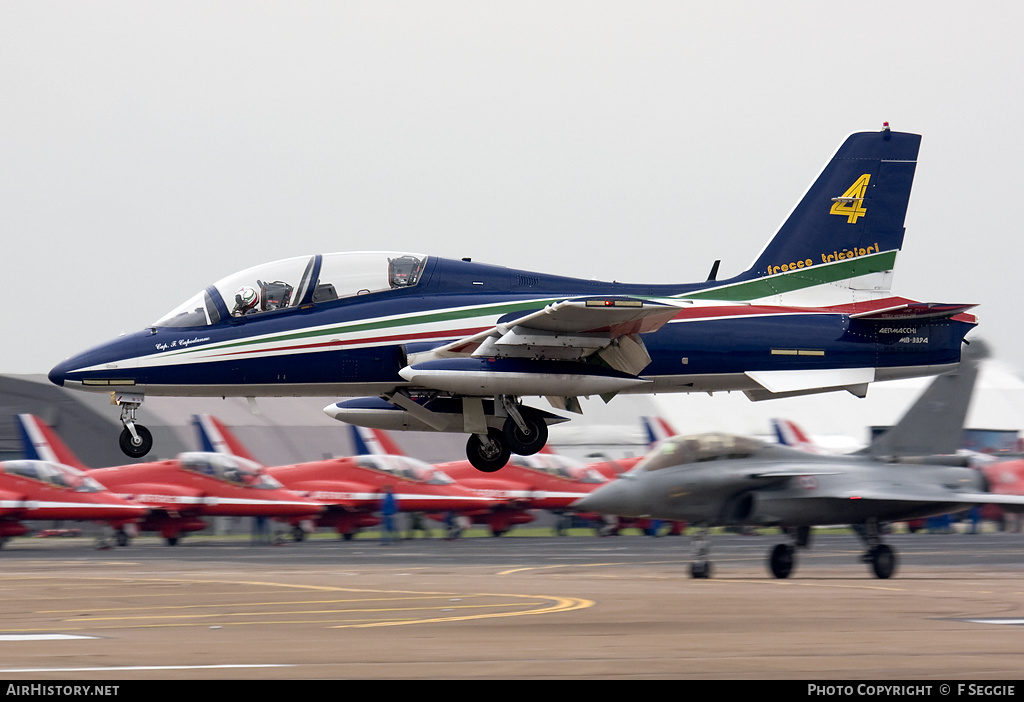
[744,368,875,400]
[850,302,977,320]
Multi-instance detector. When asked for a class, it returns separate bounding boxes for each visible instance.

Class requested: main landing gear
[465,401,548,473]
[687,523,897,580]
[689,526,713,579]
[765,522,896,579]
[115,394,153,458]
[767,526,811,579]
[853,520,897,580]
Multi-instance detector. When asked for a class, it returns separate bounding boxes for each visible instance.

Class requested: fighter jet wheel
[466,429,511,473]
[690,561,713,579]
[502,408,548,456]
[869,544,896,579]
[115,530,130,547]
[769,543,795,579]
[118,425,153,458]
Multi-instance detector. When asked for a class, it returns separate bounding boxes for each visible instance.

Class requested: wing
[405,297,683,376]
[828,487,1024,512]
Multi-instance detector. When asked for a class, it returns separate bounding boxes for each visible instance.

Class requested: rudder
[692,126,921,305]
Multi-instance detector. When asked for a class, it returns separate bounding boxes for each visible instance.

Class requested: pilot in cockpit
[231,286,261,316]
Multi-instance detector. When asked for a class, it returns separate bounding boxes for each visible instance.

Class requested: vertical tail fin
[192,415,262,464]
[640,415,678,448]
[691,126,921,305]
[16,414,88,470]
[772,418,827,454]
[862,339,988,457]
[347,425,407,457]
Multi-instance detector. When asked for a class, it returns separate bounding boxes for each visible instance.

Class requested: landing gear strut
[116,394,152,458]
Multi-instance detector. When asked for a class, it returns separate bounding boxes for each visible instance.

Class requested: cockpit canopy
[154,252,428,328]
[2,460,107,493]
[630,433,766,473]
[508,454,607,483]
[178,452,284,489]
[355,455,456,485]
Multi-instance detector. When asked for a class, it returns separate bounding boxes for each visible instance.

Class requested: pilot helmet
[234,285,260,313]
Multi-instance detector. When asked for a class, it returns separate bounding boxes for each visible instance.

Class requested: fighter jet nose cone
[572,480,636,516]
[48,360,68,387]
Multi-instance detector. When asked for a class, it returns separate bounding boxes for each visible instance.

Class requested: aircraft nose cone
[48,359,69,387]
[573,478,642,516]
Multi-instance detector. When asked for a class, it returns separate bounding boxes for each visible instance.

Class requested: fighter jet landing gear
[466,428,511,473]
[466,398,547,472]
[500,400,548,456]
[854,520,897,579]
[115,394,152,458]
[769,543,796,578]
[689,526,713,579]
[767,526,810,579]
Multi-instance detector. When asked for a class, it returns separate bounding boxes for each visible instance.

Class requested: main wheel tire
[466,429,511,473]
[502,408,548,456]
[118,425,153,458]
[690,561,713,579]
[869,544,897,579]
[769,543,795,579]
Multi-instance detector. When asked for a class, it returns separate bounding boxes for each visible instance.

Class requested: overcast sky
[4,2,1023,380]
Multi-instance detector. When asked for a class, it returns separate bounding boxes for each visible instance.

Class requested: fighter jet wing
[811,486,1024,512]
[407,297,683,375]
[746,468,844,479]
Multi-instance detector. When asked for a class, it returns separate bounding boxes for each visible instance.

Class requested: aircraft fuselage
[48,256,973,398]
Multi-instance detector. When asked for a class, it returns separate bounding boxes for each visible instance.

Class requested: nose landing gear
[115,393,153,458]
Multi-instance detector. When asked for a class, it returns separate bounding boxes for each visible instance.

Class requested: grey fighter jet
[573,342,1024,579]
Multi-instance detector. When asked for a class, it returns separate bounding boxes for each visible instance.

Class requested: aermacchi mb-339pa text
[49,126,977,471]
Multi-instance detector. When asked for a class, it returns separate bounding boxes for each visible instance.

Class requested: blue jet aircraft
[49,126,977,471]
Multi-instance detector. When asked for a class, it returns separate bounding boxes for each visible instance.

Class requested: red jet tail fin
[16,414,89,470]
[192,415,262,465]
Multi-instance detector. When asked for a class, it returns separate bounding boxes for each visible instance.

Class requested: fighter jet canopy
[630,433,766,473]
[177,452,285,490]
[154,252,428,328]
[1,460,107,493]
[355,454,456,485]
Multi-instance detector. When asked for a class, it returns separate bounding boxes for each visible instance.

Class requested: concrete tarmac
[0,531,1022,680]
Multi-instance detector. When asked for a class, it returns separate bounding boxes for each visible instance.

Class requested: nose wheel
[119,425,153,458]
[116,394,152,458]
